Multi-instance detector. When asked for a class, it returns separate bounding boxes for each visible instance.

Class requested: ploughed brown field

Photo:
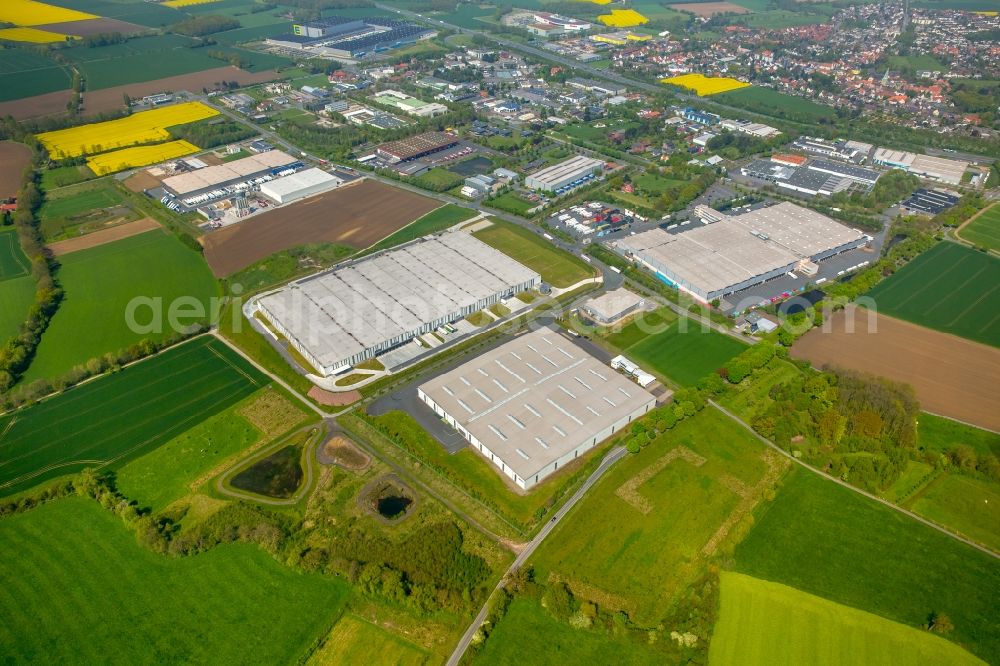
[0,67,279,120]
[791,306,1000,432]
[0,142,31,200]
[670,2,750,16]
[35,18,148,36]
[202,179,441,277]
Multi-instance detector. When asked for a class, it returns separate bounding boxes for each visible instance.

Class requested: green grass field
[486,191,536,216]
[115,396,265,512]
[60,35,228,90]
[360,204,478,256]
[710,572,984,666]
[0,496,350,663]
[21,230,221,382]
[959,204,1000,252]
[0,336,266,496]
[904,473,1000,553]
[39,180,136,240]
[598,307,677,349]
[714,86,836,123]
[734,467,1000,662]
[865,242,1000,347]
[881,460,935,504]
[627,322,747,386]
[477,598,666,665]
[0,228,30,281]
[40,165,92,191]
[46,0,186,26]
[307,614,429,666]
[474,221,595,288]
[530,407,774,625]
[0,48,71,101]
[0,274,34,343]
[918,412,1000,458]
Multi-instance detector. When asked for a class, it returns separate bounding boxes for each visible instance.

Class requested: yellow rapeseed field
[86,141,201,176]
[0,0,97,27]
[576,0,612,5]
[597,9,649,27]
[37,102,219,159]
[660,73,751,96]
[162,0,221,7]
[0,27,75,43]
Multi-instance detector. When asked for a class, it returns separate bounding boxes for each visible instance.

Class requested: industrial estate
[0,0,997,665]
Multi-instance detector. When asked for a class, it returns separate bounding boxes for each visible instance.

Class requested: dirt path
[955,202,996,240]
[46,218,159,256]
[214,425,324,506]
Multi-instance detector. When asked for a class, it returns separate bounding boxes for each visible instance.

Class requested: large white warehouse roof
[257,232,539,374]
[419,327,656,485]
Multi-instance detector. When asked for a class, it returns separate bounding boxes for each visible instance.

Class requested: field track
[46,217,159,256]
[202,179,440,277]
[791,306,1000,431]
[0,336,267,496]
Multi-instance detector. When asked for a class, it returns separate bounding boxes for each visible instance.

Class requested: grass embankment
[0,497,351,664]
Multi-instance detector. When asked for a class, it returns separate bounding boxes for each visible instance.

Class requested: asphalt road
[445,445,628,666]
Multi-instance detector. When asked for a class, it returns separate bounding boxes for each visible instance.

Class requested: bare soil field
[308,386,362,406]
[35,18,148,36]
[47,218,159,256]
[670,2,750,15]
[123,171,162,193]
[0,142,31,200]
[0,90,73,122]
[0,67,279,120]
[201,179,440,277]
[791,306,1000,432]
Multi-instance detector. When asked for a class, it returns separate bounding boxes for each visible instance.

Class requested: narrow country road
[446,445,627,666]
[709,400,1000,560]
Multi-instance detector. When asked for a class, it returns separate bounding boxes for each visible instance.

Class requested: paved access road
[445,445,627,666]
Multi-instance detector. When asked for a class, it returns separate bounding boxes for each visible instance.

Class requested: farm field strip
[0,27,76,43]
[202,179,441,277]
[710,572,985,666]
[661,73,750,95]
[0,497,351,664]
[865,242,1000,347]
[0,230,31,281]
[0,336,266,495]
[791,306,1000,432]
[734,467,1000,662]
[19,229,221,383]
[0,0,96,26]
[86,139,200,175]
[36,101,218,159]
[958,204,1000,252]
[472,221,595,288]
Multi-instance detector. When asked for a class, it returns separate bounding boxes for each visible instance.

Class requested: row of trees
[0,137,62,394]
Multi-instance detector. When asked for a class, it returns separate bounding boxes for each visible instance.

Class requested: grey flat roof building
[418,327,656,489]
[618,202,866,301]
[256,232,540,375]
[582,288,645,324]
[525,155,603,192]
